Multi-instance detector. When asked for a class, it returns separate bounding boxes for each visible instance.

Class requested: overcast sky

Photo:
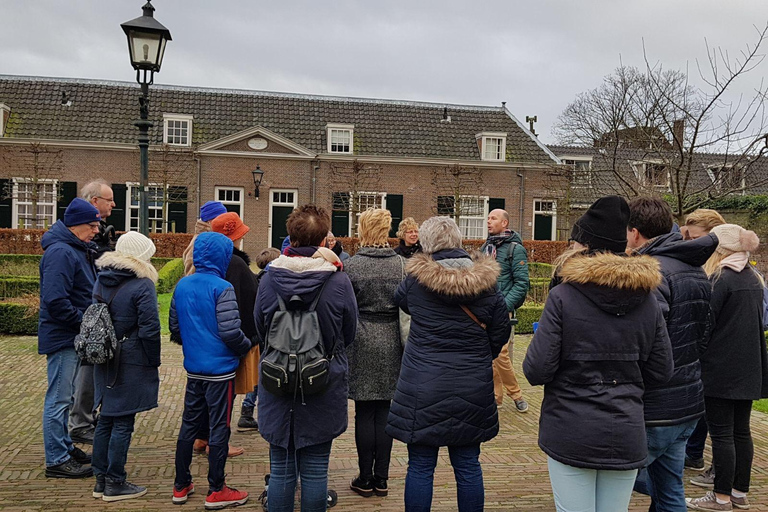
[2,1,768,144]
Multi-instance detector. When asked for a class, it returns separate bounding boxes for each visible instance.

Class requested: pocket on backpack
[300,358,330,396]
[261,359,290,397]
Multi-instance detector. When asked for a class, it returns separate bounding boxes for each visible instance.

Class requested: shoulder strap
[460,305,487,330]
[309,274,333,311]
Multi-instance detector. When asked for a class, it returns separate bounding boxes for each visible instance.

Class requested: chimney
[440,106,451,123]
[672,119,685,150]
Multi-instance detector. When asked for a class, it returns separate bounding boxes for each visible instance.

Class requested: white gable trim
[197,125,315,156]
[502,107,562,164]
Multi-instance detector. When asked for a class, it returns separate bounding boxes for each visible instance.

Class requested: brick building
[0,75,562,253]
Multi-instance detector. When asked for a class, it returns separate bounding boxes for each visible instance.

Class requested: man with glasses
[81,180,117,257]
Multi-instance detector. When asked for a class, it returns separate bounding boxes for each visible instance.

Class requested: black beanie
[570,195,630,253]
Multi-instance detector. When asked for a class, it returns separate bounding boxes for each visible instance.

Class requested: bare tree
[148,144,197,233]
[553,24,768,221]
[0,142,63,228]
[431,164,485,231]
[329,159,382,236]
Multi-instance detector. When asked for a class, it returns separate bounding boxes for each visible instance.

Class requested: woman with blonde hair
[687,224,768,511]
[345,208,404,498]
[682,209,726,241]
[394,217,422,258]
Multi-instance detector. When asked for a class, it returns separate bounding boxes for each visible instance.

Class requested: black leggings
[354,400,393,480]
[704,396,754,495]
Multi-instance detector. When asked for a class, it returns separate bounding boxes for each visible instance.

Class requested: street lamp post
[121,1,172,235]
[252,165,265,199]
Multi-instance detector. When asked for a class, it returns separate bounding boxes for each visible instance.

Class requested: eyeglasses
[95,196,115,203]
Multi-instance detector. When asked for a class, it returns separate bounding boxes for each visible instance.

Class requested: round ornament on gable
[247,137,268,150]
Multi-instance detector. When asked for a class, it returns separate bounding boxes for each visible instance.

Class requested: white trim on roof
[197,125,315,156]
[503,107,561,165]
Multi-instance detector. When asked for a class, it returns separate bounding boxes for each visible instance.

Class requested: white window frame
[11,177,58,229]
[125,182,165,233]
[350,191,387,237]
[163,114,193,147]
[561,157,593,188]
[707,165,746,195]
[533,199,557,241]
[457,195,489,239]
[0,103,9,137]
[326,123,354,154]
[215,186,245,220]
[476,132,507,162]
[632,160,670,191]
[268,189,299,247]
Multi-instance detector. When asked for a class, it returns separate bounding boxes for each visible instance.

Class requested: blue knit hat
[200,201,228,222]
[63,198,101,227]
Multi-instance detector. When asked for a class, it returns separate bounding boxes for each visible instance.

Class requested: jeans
[43,347,80,466]
[634,419,697,512]
[405,444,484,512]
[92,414,136,482]
[69,363,96,434]
[354,400,393,480]
[685,416,709,461]
[548,457,637,512]
[268,441,332,512]
[175,378,235,492]
[705,397,754,495]
[243,386,258,409]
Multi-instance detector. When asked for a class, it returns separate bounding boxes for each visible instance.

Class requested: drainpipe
[517,171,525,236]
[311,160,320,204]
[194,153,202,216]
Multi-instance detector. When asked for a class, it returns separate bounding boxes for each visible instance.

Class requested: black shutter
[331,192,350,237]
[437,195,455,216]
[488,197,506,212]
[386,194,403,238]
[167,186,188,233]
[56,181,78,223]
[109,183,127,231]
[0,180,12,228]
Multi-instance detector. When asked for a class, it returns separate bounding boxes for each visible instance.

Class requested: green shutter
[488,197,506,212]
[167,186,188,233]
[332,211,350,237]
[109,183,127,231]
[0,180,12,228]
[56,182,78,223]
[386,194,403,237]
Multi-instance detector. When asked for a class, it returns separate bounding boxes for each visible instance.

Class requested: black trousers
[704,396,754,495]
[354,400,393,480]
[175,378,235,492]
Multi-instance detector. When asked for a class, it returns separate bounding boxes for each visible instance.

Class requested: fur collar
[559,252,661,291]
[96,251,159,283]
[269,253,338,273]
[406,252,500,296]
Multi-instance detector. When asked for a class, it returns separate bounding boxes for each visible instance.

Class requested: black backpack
[74,280,132,366]
[260,277,336,400]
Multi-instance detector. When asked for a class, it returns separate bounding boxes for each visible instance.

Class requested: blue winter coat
[386,249,511,447]
[170,232,251,379]
[93,253,161,417]
[255,252,358,450]
[38,220,97,355]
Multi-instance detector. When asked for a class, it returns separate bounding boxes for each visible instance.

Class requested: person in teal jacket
[480,209,530,413]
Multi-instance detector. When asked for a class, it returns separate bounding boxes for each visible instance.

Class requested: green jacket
[481,231,529,313]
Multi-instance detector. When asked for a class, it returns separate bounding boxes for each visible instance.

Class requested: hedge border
[156,258,185,294]
[516,304,545,334]
[0,303,38,334]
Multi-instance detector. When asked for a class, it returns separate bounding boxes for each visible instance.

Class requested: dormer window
[0,104,9,137]
[327,123,354,154]
[632,161,670,191]
[163,114,193,146]
[476,132,507,162]
[707,165,745,194]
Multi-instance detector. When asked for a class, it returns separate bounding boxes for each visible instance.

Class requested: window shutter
[56,181,78,223]
[386,194,403,238]
[488,197,506,212]
[167,186,188,233]
[437,196,455,216]
[109,183,127,231]
[0,179,12,228]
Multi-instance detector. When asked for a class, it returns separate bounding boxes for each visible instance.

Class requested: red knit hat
[211,212,250,241]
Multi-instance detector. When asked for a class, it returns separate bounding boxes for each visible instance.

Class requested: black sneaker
[69,446,92,465]
[71,429,95,445]
[237,406,259,432]
[93,474,105,499]
[327,489,338,508]
[350,475,374,498]
[45,458,93,479]
[685,455,706,471]
[372,476,388,497]
[103,479,148,502]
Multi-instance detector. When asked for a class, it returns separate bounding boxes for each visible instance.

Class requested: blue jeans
[685,417,708,461]
[634,419,698,512]
[92,414,136,482]
[43,347,80,466]
[243,386,257,409]
[268,441,332,512]
[405,444,484,512]
[547,456,637,512]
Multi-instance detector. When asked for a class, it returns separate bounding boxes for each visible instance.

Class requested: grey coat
[345,247,405,401]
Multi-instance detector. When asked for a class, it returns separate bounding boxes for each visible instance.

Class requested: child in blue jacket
[170,232,252,509]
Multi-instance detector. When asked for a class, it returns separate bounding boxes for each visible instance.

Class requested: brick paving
[1,335,767,511]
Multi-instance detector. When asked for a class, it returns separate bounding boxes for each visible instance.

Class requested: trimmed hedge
[0,276,39,299]
[0,230,193,258]
[516,304,545,334]
[527,278,550,304]
[156,258,185,294]
[528,263,553,279]
[0,303,39,334]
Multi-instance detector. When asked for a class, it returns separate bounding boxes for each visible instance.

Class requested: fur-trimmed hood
[407,249,500,300]
[559,252,661,315]
[97,251,159,284]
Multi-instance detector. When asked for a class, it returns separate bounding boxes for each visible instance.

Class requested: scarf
[483,229,513,259]
[719,252,749,273]
[284,245,343,270]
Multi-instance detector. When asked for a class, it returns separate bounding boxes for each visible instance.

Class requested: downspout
[517,171,525,236]
[311,160,319,204]
[194,153,202,215]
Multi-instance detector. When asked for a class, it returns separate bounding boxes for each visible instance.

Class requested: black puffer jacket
[523,253,674,470]
[386,248,511,447]
[637,232,717,426]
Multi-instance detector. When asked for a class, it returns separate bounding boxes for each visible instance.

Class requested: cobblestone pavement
[1,335,767,511]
